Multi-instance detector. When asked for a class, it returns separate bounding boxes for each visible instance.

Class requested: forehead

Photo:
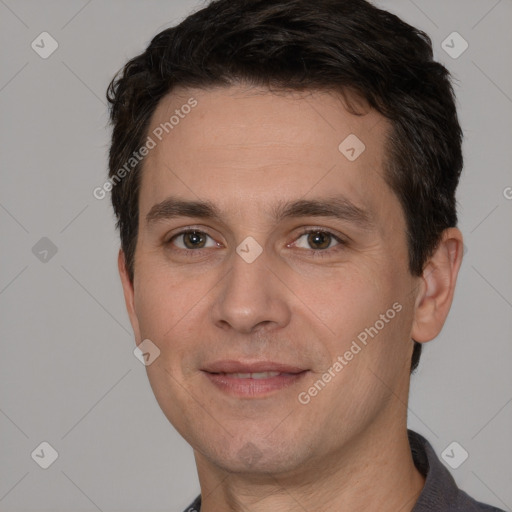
[139,85,398,226]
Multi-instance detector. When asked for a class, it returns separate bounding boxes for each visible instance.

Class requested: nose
[210,246,291,335]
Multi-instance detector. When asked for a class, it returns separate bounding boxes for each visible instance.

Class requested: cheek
[132,258,220,375]
[305,264,413,378]
[291,261,395,337]
[133,261,194,341]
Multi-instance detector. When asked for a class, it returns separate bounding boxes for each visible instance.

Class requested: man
[106,0,504,510]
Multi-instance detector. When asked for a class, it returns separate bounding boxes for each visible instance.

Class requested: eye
[169,230,218,250]
[293,229,344,251]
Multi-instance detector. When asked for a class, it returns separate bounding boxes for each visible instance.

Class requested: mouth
[201,360,309,397]
[216,371,289,379]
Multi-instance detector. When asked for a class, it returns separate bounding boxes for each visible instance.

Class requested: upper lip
[202,360,307,374]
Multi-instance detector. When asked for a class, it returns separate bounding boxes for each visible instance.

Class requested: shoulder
[408,430,506,512]
[182,495,201,512]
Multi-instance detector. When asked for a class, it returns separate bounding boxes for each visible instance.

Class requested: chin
[195,434,310,476]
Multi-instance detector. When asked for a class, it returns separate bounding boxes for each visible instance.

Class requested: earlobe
[411,228,464,343]
[118,249,140,342]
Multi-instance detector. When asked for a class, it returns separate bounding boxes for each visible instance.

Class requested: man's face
[121,85,421,475]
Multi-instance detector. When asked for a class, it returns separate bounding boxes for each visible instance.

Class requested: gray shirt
[183,429,505,511]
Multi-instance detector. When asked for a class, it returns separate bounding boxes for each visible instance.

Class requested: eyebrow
[146,195,373,229]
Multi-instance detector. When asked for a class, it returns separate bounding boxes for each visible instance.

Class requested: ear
[118,249,141,343]
[411,228,464,343]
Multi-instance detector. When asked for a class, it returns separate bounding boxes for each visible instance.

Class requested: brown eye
[307,231,332,250]
[291,229,345,254]
[183,231,206,249]
[171,230,216,250]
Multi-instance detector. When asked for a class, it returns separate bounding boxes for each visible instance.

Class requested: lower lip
[203,371,308,397]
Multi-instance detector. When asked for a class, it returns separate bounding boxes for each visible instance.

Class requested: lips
[225,371,282,379]
[202,360,306,374]
[201,360,308,397]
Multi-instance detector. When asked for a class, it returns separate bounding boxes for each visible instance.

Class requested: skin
[118,85,464,512]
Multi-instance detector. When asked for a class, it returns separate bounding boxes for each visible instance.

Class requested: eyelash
[294,228,347,257]
[166,228,219,258]
[166,227,347,258]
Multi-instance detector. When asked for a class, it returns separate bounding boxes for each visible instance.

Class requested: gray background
[0,0,511,511]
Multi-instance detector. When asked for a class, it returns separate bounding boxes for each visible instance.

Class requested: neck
[194,415,425,512]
